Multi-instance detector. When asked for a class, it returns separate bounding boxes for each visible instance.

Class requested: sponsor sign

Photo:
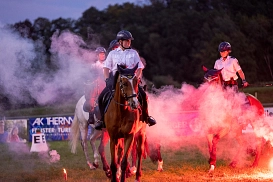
[29,116,73,142]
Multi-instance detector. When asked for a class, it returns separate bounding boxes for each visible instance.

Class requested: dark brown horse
[202,66,264,175]
[105,64,146,182]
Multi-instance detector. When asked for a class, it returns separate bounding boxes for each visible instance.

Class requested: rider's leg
[94,87,108,130]
[94,73,115,130]
[139,86,156,126]
[84,82,95,124]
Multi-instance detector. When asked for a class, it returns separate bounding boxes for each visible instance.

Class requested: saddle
[102,90,114,114]
[223,78,237,86]
[100,86,145,115]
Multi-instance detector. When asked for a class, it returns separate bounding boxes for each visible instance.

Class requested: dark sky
[0,0,142,24]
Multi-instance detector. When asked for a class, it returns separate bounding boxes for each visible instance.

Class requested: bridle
[120,75,138,100]
[114,74,139,108]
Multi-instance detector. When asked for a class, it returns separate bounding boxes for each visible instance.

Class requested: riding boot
[94,88,107,130]
[88,112,94,124]
[94,120,105,130]
[139,86,156,127]
[141,105,156,126]
[146,115,156,126]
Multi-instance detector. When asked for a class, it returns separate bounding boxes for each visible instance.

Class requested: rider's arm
[136,68,143,79]
[238,69,249,87]
[103,67,110,80]
[237,70,246,81]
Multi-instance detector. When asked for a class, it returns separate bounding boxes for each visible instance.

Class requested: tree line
[1,0,273,109]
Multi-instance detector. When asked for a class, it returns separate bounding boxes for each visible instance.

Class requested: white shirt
[214,56,242,81]
[103,47,144,74]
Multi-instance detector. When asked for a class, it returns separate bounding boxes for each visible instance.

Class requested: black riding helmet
[108,40,119,51]
[116,30,134,41]
[218,42,231,52]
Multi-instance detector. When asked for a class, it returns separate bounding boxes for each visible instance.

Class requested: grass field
[2,136,273,182]
[1,85,273,182]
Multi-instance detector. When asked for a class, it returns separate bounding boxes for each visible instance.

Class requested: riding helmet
[95,47,106,54]
[218,42,231,52]
[116,30,134,41]
[108,39,119,50]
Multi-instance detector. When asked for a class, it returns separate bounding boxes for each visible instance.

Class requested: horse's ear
[117,64,124,73]
[202,65,208,72]
[216,68,223,74]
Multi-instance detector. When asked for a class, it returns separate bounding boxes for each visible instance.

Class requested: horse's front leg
[206,134,214,173]
[110,139,119,182]
[99,130,111,178]
[207,127,229,175]
[121,134,134,182]
[135,133,145,182]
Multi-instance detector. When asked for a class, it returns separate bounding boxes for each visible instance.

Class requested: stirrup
[94,120,105,130]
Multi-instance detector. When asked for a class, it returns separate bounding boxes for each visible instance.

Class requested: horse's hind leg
[79,124,96,170]
[89,128,101,168]
[156,143,163,171]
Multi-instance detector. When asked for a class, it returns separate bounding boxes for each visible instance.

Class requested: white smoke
[0,26,101,106]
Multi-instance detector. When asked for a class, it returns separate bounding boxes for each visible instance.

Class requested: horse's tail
[69,113,80,154]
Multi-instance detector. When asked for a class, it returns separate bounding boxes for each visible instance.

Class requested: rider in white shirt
[84,47,106,124]
[214,42,249,91]
[94,30,157,130]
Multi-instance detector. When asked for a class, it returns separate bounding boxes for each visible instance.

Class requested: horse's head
[202,65,223,86]
[117,63,139,110]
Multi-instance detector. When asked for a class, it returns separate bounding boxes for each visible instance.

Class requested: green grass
[1,139,273,182]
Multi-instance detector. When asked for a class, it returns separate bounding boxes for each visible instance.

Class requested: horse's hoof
[117,167,121,179]
[157,160,163,171]
[105,169,112,178]
[130,166,137,175]
[229,161,237,168]
[208,165,214,177]
[93,162,99,168]
[87,161,96,170]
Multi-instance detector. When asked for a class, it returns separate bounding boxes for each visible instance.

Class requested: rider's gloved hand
[242,79,249,88]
